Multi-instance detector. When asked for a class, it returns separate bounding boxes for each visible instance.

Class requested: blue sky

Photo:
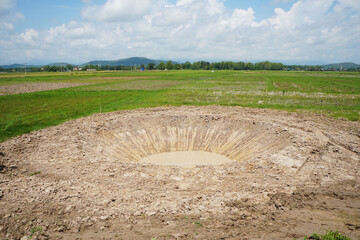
[15,0,85,32]
[0,0,359,65]
[14,0,296,32]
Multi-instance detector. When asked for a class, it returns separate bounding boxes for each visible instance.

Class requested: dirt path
[0,106,359,239]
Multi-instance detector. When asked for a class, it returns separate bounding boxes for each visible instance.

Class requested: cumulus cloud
[227,7,256,29]
[334,0,360,11]
[175,0,193,7]
[1,0,360,64]
[82,0,159,22]
[45,22,96,42]
[20,29,39,43]
[205,0,225,16]
[267,0,335,29]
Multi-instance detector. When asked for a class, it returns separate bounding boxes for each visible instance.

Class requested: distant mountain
[322,62,360,69]
[0,57,179,69]
[0,64,41,69]
[81,57,177,67]
[46,62,73,67]
[0,62,73,69]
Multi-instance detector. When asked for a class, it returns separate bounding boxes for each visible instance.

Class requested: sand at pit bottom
[139,151,233,167]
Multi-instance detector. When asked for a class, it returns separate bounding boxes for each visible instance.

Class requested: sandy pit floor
[0,82,96,95]
[0,106,359,239]
[140,151,233,167]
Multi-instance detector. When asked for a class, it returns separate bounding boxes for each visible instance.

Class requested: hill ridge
[322,62,360,69]
[81,57,177,67]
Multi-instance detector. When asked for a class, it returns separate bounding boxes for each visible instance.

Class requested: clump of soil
[0,106,359,239]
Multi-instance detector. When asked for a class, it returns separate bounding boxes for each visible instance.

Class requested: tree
[263,61,271,70]
[157,62,165,70]
[212,62,222,70]
[30,67,41,72]
[182,61,192,69]
[270,62,284,70]
[44,66,58,72]
[66,64,73,71]
[223,61,234,70]
[254,62,264,70]
[245,62,254,70]
[147,63,155,70]
[166,61,174,70]
[198,61,210,70]
[191,62,200,70]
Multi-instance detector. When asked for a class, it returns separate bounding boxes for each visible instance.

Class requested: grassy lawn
[0,70,359,142]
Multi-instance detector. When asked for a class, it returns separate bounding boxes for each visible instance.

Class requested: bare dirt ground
[0,82,95,95]
[0,106,359,240]
[90,76,156,80]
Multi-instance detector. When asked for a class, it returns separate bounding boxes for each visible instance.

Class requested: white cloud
[267,0,335,29]
[1,22,13,30]
[82,0,92,4]
[20,29,39,42]
[228,7,256,28]
[334,0,360,11]
[205,0,225,16]
[82,0,159,22]
[176,0,193,7]
[1,0,360,64]
[0,0,15,16]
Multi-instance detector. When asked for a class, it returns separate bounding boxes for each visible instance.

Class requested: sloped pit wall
[93,114,289,163]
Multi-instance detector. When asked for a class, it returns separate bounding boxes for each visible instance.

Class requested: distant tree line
[1,61,359,72]
[283,64,360,72]
[153,60,285,70]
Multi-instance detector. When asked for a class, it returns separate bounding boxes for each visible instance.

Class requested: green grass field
[1,70,359,142]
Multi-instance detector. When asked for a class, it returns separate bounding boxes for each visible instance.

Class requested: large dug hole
[95,124,289,164]
[1,106,360,240]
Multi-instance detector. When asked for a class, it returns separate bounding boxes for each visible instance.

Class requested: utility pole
[24,63,27,76]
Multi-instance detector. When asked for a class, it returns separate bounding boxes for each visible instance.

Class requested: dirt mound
[0,106,359,239]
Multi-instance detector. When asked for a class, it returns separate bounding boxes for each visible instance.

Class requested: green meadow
[1,70,359,142]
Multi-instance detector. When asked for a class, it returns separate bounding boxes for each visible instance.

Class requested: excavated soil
[0,106,360,240]
[0,82,95,95]
[0,77,156,95]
